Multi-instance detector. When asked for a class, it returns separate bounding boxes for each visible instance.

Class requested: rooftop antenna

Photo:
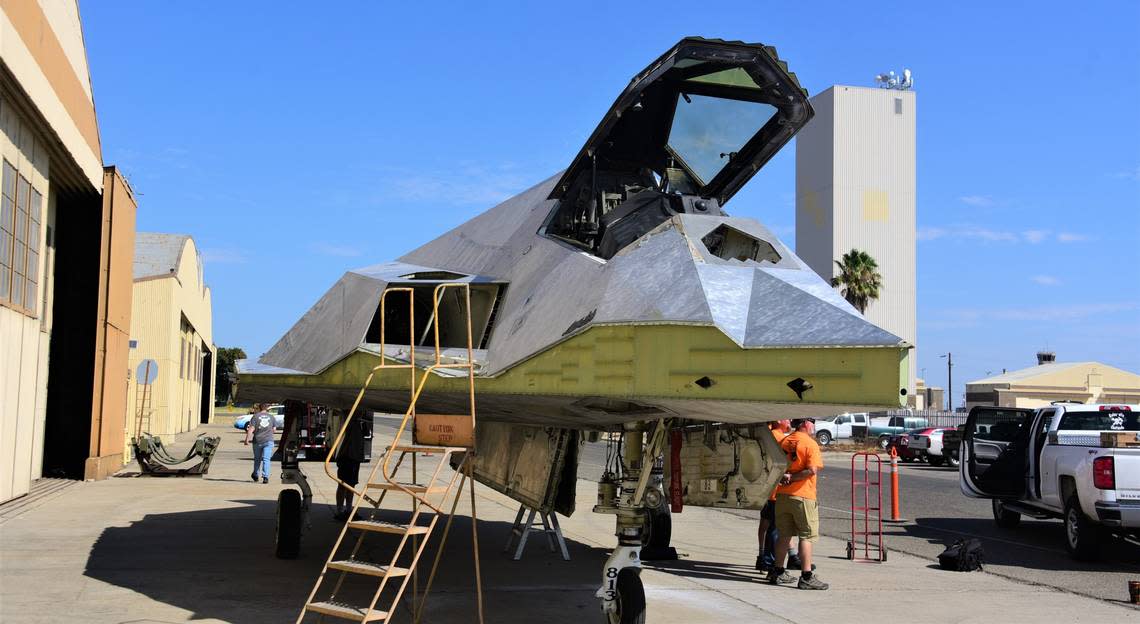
[875,68,913,90]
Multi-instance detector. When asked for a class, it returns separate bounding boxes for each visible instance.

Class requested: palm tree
[831,249,882,314]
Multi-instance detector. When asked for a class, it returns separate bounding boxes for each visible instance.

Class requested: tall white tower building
[796,85,917,398]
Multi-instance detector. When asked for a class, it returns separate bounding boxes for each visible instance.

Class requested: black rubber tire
[606,569,646,624]
[947,451,960,468]
[1063,494,1101,561]
[928,455,945,467]
[992,499,1021,529]
[878,436,891,450]
[816,431,832,446]
[276,489,302,559]
[643,506,672,551]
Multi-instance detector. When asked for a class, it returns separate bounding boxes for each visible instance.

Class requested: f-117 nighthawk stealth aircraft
[240,37,910,623]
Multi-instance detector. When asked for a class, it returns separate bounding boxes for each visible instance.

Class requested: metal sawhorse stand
[504,504,570,561]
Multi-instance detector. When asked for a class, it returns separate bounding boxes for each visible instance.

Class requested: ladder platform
[348,519,430,535]
[366,481,447,494]
[392,445,467,454]
[327,559,411,578]
[306,600,388,622]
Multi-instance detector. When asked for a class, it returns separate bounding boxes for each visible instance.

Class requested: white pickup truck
[959,403,1140,560]
[813,412,870,445]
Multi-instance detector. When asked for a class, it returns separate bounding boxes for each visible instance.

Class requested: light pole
[940,353,953,411]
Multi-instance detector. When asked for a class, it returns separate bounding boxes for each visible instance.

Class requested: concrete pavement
[1,419,1137,622]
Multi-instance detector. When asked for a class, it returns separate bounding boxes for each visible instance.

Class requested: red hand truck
[847,452,887,562]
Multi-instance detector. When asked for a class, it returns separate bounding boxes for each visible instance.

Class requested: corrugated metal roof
[134,232,191,280]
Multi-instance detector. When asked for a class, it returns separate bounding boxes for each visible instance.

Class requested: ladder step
[327,559,411,578]
[306,600,388,622]
[366,481,447,494]
[392,445,466,454]
[348,519,430,535]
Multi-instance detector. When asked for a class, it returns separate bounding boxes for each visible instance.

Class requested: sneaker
[251,472,259,482]
[798,574,829,590]
[262,477,269,484]
[755,556,771,572]
[766,569,795,585]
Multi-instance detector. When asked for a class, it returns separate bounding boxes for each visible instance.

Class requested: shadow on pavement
[896,516,1140,574]
[643,558,764,584]
[84,499,610,623]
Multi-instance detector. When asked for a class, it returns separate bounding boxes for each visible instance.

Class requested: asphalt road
[575,439,1140,606]
[368,417,1139,606]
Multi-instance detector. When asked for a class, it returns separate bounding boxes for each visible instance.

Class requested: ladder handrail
[322,283,476,510]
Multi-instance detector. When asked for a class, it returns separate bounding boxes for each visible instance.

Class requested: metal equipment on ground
[131,432,220,476]
[847,451,886,562]
[297,284,483,623]
[504,503,570,561]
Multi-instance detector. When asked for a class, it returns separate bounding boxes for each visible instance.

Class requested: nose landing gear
[594,420,670,623]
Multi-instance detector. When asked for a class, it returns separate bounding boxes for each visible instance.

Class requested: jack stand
[504,503,570,561]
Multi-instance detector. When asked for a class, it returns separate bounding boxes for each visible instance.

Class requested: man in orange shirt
[766,418,829,590]
[756,419,791,571]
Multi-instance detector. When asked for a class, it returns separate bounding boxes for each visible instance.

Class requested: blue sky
[82,1,1140,406]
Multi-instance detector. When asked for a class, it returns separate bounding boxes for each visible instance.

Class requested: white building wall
[796,85,917,395]
[0,93,52,502]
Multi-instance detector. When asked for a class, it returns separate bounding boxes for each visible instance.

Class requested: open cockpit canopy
[543,37,813,258]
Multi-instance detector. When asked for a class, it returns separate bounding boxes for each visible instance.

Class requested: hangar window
[701,225,781,264]
[365,283,506,350]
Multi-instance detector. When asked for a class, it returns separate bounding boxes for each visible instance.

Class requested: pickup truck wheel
[947,452,960,468]
[878,436,890,450]
[816,431,832,446]
[992,499,1021,528]
[1063,494,1101,561]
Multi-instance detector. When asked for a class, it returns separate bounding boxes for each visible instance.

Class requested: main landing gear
[593,420,671,624]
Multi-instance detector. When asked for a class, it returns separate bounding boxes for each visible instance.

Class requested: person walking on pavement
[333,409,366,521]
[757,418,791,571]
[243,403,277,484]
[767,418,828,590]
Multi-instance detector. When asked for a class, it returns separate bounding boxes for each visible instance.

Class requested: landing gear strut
[594,420,669,623]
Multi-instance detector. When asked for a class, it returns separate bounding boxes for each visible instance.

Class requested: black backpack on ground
[938,538,984,571]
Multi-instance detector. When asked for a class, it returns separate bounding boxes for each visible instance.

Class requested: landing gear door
[961,407,1033,498]
[670,424,787,510]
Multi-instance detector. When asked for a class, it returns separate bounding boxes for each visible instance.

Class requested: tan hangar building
[965,357,1140,411]
[126,233,215,446]
[1,0,137,503]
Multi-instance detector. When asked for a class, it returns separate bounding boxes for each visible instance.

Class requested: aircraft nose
[594,216,903,350]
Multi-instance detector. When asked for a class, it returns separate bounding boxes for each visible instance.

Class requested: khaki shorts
[774,494,819,541]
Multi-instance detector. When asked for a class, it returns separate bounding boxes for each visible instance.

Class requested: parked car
[814,412,870,445]
[941,426,964,466]
[233,404,286,430]
[887,428,932,461]
[960,403,1140,560]
[908,427,959,467]
[869,416,929,449]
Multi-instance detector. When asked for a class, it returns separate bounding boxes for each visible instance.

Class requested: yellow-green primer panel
[245,324,908,408]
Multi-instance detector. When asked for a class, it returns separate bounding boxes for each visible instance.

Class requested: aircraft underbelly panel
[669,425,786,510]
[456,421,579,515]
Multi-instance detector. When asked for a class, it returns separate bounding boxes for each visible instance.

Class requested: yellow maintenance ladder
[298,283,483,623]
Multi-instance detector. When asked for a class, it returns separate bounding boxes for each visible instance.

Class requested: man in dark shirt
[334,410,366,521]
[243,404,276,484]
